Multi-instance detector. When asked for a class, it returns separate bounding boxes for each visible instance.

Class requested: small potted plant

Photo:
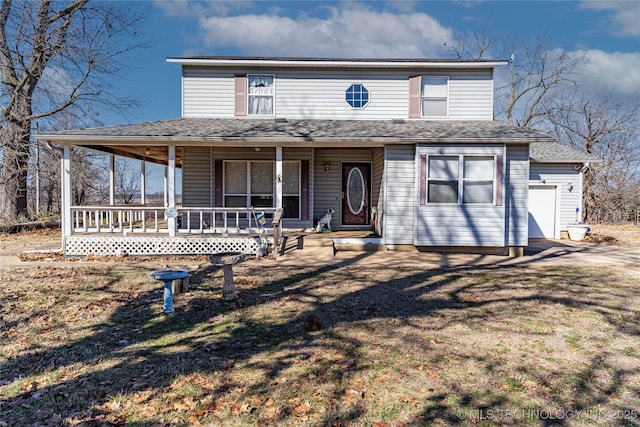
[567,207,590,241]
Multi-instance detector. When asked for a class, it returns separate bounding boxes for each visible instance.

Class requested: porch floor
[64,229,381,258]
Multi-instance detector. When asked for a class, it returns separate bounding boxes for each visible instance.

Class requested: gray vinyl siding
[213,147,313,230]
[181,67,494,121]
[415,144,506,247]
[383,145,415,245]
[182,147,313,229]
[182,147,212,207]
[313,148,374,229]
[530,163,582,230]
[505,145,530,247]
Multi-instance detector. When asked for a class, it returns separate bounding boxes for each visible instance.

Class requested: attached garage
[529,142,599,240]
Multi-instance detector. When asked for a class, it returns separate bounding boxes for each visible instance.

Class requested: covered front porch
[38,118,398,257]
[56,141,382,257]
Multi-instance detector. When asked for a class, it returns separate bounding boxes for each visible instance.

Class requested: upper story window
[427,155,494,204]
[422,77,449,118]
[345,84,369,109]
[248,75,274,115]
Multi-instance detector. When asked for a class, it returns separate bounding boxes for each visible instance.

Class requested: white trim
[109,154,115,205]
[425,154,496,205]
[247,74,275,116]
[140,160,146,205]
[168,145,176,236]
[528,183,561,239]
[421,76,449,119]
[167,57,507,69]
[61,145,72,245]
[275,146,283,209]
[344,83,370,110]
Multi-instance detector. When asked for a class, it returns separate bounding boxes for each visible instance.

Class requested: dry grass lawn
[1,227,639,426]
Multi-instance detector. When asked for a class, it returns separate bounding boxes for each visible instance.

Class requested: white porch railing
[70,206,278,235]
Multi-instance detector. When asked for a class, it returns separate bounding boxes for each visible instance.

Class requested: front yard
[1,256,639,426]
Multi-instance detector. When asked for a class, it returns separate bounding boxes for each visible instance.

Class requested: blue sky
[107,0,640,126]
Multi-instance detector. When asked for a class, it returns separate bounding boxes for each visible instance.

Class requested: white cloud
[580,1,640,37]
[573,49,640,96]
[192,3,453,57]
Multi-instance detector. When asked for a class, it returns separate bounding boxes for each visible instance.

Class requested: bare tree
[0,0,146,222]
[495,37,584,129]
[114,156,139,205]
[29,112,109,217]
[548,88,640,223]
[445,26,495,60]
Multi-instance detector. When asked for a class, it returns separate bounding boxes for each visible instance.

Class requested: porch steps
[332,237,385,252]
[280,233,385,258]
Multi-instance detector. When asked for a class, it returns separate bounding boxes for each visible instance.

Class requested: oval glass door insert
[347,168,365,215]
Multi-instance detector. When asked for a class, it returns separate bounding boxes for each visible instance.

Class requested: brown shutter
[408,75,421,118]
[234,75,247,116]
[301,160,309,221]
[419,154,427,205]
[496,154,503,206]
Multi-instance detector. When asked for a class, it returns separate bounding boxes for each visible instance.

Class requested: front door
[342,163,370,226]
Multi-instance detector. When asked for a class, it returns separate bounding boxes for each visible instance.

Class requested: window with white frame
[224,161,300,218]
[248,75,274,115]
[422,77,449,117]
[345,84,369,109]
[427,155,494,204]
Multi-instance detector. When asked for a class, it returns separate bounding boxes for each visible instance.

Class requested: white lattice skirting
[65,236,268,257]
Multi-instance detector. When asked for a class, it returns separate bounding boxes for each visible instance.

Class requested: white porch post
[167,145,176,236]
[275,146,283,209]
[164,166,168,207]
[109,154,115,205]
[140,160,146,205]
[61,145,72,249]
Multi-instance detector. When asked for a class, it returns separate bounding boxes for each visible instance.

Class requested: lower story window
[427,155,495,204]
[224,161,300,219]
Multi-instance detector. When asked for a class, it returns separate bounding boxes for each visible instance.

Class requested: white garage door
[528,186,557,238]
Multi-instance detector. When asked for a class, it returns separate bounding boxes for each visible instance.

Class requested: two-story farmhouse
[38,57,595,257]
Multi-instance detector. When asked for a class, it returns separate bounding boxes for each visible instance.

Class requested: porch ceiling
[38,118,557,164]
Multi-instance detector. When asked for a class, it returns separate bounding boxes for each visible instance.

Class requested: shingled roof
[529,141,600,163]
[38,118,556,145]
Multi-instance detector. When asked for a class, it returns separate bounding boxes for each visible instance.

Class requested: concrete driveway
[271,238,640,275]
